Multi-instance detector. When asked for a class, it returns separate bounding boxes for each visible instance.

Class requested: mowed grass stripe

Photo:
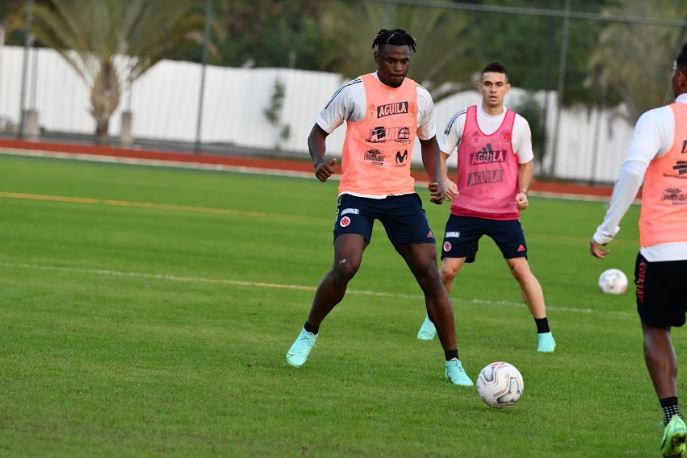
[0,261,634,317]
[0,191,329,223]
[1,154,660,457]
[0,190,630,248]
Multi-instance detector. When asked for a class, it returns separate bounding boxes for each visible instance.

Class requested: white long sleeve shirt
[592,93,687,261]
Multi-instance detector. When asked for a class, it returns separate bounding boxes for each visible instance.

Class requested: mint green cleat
[537,332,556,353]
[286,327,318,367]
[444,358,473,387]
[416,315,437,341]
[661,415,687,457]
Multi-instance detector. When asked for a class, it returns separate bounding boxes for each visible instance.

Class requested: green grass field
[0,153,676,457]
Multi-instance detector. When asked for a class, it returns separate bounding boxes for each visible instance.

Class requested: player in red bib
[285,29,473,386]
[416,63,555,353]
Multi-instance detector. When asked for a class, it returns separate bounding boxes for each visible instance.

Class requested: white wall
[0,45,633,182]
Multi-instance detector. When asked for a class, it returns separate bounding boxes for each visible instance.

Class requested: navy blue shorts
[333,193,436,246]
[635,253,687,327]
[440,215,527,263]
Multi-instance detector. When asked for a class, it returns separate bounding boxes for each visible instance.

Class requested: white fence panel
[0,45,635,182]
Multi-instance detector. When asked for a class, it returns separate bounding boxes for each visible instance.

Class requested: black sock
[445,349,459,361]
[535,317,550,334]
[661,397,682,425]
[304,321,319,335]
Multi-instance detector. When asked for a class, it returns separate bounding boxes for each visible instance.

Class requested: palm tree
[588,1,687,123]
[23,0,204,142]
[319,1,477,102]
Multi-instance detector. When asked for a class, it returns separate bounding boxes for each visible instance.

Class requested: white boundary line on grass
[0,147,615,202]
[0,261,633,317]
[0,147,324,180]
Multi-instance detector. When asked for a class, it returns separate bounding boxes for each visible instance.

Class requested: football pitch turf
[0,154,676,456]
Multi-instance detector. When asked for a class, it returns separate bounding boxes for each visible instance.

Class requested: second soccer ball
[598,268,629,295]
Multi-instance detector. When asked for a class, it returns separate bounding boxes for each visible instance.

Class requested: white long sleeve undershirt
[592,93,687,262]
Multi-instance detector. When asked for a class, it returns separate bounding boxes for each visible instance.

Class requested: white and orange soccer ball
[476,362,524,409]
[598,268,628,295]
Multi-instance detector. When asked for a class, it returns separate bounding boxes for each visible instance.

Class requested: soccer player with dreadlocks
[285,29,473,386]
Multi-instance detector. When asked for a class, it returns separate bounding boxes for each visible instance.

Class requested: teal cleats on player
[416,315,437,341]
[537,332,556,353]
[661,415,687,457]
[444,358,473,387]
[286,327,318,367]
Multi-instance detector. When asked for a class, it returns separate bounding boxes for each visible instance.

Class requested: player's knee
[508,260,531,281]
[332,257,360,281]
[441,264,459,282]
[416,263,442,289]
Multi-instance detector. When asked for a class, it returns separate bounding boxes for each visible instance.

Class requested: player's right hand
[589,239,609,259]
[314,158,337,182]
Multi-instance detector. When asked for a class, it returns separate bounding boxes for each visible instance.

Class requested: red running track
[0,138,615,199]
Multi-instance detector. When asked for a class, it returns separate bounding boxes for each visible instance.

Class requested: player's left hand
[589,239,610,259]
[428,182,443,204]
[515,191,529,210]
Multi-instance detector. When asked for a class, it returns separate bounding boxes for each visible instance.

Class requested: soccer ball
[476,362,524,409]
[598,268,628,295]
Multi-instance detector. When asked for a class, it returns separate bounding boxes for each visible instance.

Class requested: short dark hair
[677,43,687,71]
[481,62,508,79]
[372,29,416,53]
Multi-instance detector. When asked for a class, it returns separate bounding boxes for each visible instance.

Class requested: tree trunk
[90,59,120,144]
[95,118,109,144]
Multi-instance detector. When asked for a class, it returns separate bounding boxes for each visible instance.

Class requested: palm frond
[24,0,203,139]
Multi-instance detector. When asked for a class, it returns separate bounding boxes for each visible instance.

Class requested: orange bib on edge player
[639,103,687,247]
[339,73,418,196]
[451,105,519,220]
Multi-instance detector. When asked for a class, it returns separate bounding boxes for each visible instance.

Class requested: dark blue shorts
[333,193,436,246]
[440,215,527,263]
[635,253,687,328]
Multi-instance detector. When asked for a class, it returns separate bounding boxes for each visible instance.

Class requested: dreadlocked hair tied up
[372,29,416,53]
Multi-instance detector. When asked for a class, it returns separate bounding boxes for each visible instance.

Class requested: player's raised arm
[308,124,336,182]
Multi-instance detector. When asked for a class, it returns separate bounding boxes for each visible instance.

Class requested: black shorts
[635,253,687,327]
[440,215,527,263]
[333,193,436,247]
